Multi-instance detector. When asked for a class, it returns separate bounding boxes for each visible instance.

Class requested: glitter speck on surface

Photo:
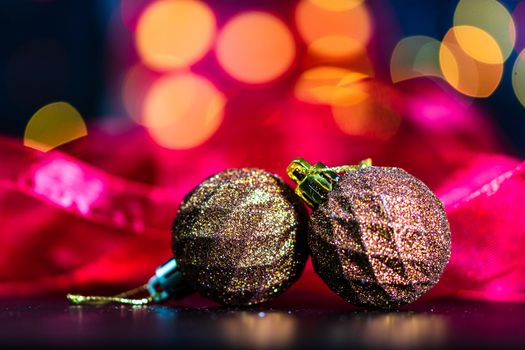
[308,166,451,308]
[172,168,308,306]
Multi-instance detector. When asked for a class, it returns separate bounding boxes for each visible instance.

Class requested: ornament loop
[286,158,372,207]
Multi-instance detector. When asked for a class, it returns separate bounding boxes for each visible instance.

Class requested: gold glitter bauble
[172,168,308,306]
[308,166,451,308]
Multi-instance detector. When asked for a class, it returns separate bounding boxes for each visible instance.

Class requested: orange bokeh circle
[294,66,369,106]
[439,26,503,97]
[143,73,225,149]
[136,0,216,71]
[216,11,296,84]
[295,0,372,59]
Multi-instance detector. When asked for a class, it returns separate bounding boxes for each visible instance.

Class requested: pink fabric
[1,80,523,306]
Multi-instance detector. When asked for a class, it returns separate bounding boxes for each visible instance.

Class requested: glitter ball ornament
[172,168,308,306]
[287,158,451,308]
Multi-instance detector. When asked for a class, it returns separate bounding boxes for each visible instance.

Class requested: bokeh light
[332,81,401,140]
[390,36,443,83]
[294,66,368,106]
[453,0,515,61]
[216,11,296,84]
[295,66,399,140]
[451,26,503,65]
[24,102,87,152]
[307,0,363,12]
[142,73,225,149]
[135,0,216,71]
[295,0,372,59]
[440,26,503,97]
[512,50,525,108]
[122,64,158,123]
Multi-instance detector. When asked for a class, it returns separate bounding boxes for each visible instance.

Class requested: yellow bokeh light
[308,36,365,61]
[454,0,515,61]
[216,12,296,84]
[24,102,87,152]
[512,50,525,107]
[390,36,443,83]
[439,26,503,97]
[135,0,216,71]
[308,0,363,12]
[143,73,225,150]
[295,0,372,59]
[294,66,368,106]
[452,26,503,65]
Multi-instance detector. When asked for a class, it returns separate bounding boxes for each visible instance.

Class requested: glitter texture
[172,168,308,306]
[309,166,451,308]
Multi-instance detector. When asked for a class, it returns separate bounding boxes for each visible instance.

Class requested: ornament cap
[147,258,189,302]
[286,157,372,207]
[286,158,339,207]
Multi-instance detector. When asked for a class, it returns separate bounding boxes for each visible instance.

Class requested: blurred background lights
[453,0,515,61]
[216,11,296,84]
[451,26,504,65]
[307,0,364,12]
[512,50,525,108]
[295,0,372,59]
[142,73,225,149]
[294,66,368,105]
[390,36,443,83]
[331,82,401,140]
[122,64,158,123]
[24,102,87,152]
[135,0,216,71]
[439,26,503,98]
[294,65,399,140]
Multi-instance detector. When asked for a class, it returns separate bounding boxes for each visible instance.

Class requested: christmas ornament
[287,158,451,308]
[171,168,308,305]
[68,168,308,306]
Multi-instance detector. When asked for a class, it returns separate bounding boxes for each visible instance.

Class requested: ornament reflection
[330,312,448,348]
[220,311,297,349]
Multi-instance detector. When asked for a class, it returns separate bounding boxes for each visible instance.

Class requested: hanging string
[67,284,152,306]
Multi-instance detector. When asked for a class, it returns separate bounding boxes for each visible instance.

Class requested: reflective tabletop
[1,298,524,349]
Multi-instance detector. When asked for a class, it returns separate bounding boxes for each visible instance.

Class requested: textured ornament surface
[172,168,308,306]
[309,166,451,308]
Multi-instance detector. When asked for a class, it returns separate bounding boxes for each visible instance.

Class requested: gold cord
[67,284,152,306]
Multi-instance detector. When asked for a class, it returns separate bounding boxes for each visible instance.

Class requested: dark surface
[1,298,525,349]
